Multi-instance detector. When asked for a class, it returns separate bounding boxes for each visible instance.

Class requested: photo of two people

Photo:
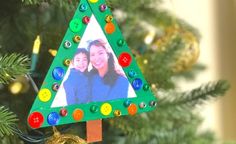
[64,39,132,105]
[51,15,136,107]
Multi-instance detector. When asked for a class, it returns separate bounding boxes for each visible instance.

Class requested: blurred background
[162,0,236,141]
[0,0,235,143]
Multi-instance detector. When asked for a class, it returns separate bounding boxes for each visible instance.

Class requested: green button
[69,19,82,33]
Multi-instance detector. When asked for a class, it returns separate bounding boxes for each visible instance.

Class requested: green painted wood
[28,0,157,129]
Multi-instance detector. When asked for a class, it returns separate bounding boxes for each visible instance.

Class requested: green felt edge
[28,0,157,129]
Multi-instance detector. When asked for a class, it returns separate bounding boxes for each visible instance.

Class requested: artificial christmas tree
[0,0,230,144]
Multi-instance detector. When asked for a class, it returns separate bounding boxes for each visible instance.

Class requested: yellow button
[89,0,98,3]
[100,103,112,116]
[38,89,51,102]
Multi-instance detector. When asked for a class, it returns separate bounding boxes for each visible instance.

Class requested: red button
[28,112,44,129]
[118,52,132,67]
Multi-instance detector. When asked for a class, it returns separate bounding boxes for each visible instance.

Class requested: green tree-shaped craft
[28,0,157,129]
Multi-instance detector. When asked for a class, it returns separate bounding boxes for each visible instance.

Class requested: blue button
[79,4,87,12]
[52,67,64,80]
[47,112,60,126]
[123,100,131,107]
[132,78,143,90]
[128,70,137,78]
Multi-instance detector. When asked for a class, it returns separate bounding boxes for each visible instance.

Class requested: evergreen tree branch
[0,53,30,84]
[147,127,215,144]
[0,106,18,137]
[158,80,230,108]
[174,63,206,80]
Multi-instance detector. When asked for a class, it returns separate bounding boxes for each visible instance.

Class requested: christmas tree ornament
[154,24,181,52]
[172,31,200,72]
[46,127,87,144]
[153,24,200,72]
[28,0,157,143]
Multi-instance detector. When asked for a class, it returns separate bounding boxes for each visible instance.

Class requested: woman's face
[90,45,109,70]
[73,53,88,72]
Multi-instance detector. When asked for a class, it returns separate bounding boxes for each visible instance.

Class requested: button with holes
[69,19,82,33]
[47,112,60,126]
[89,0,98,3]
[100,103,112,116]
[38,89,51,102]
[73,109,84,121]
[105,22,115,34]
[132,78,143,90]
[28,112,44,129]
[127,103,137,115]
[52,67,64,80]
[118,52,132,67]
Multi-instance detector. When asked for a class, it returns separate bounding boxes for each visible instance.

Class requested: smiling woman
[88,39,130,102]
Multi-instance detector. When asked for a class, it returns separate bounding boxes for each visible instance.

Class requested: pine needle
[0,53,30,84]
[158,80,230,108]
[0,106,18,137]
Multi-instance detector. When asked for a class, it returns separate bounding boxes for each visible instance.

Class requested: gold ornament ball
[151,24,200,72]
[46,127,87,144]
[172,32,200,72]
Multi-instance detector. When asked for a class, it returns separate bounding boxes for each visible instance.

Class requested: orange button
[73,109,84,121]
[127,104,137,115]
[105,22,115,34]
